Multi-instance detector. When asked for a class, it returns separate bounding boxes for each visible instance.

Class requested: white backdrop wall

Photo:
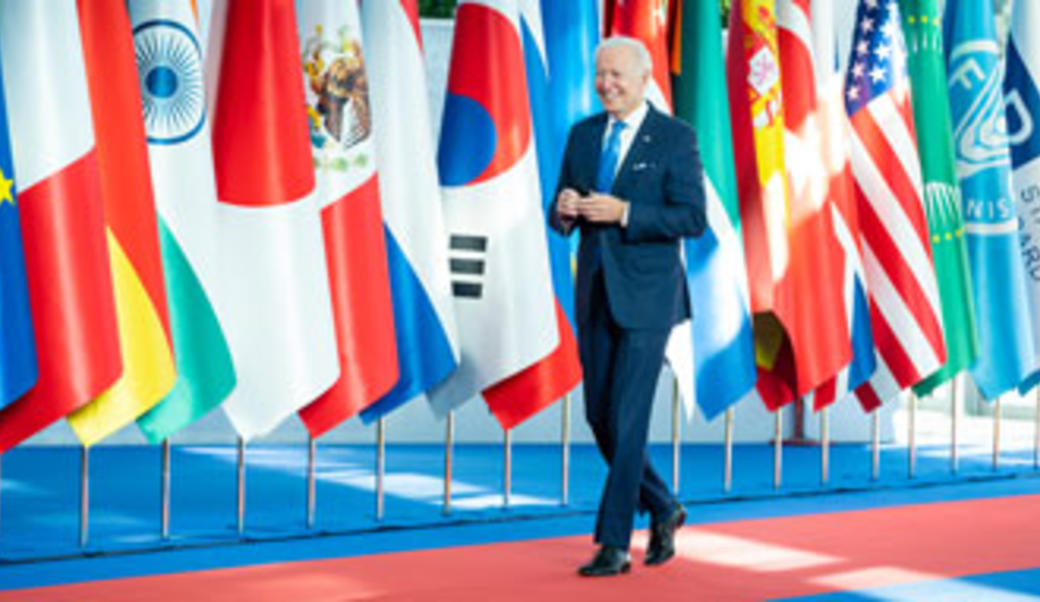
[24,7,902,446]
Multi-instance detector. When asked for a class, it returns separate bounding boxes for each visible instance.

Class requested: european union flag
[0,52,37,409]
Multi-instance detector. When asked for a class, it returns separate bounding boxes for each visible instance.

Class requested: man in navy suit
[550,36,706,577]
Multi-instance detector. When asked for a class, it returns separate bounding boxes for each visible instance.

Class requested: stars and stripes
[845,0,946,409]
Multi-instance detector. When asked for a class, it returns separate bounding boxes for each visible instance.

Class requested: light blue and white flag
[359,0,460,421]
[1005,0,1040,393]
[945,0,1036,399]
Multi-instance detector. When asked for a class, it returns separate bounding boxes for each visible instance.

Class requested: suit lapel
[611,105,660,194]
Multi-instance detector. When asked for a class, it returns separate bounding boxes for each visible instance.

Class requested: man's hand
[557,188,582,221]
[579,193,628,224]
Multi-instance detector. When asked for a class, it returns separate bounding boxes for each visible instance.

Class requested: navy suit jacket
[549,104,707,330]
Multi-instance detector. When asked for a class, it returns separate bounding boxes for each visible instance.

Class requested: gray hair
[595,36,653,76]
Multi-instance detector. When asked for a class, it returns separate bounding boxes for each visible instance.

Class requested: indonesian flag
[429,0,559,417]
[0,1,122,452]
[296,0,400,437]
[208,0,340,440]
[66,0,178,446]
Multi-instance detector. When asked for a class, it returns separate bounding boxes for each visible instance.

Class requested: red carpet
[6,494,1040,601]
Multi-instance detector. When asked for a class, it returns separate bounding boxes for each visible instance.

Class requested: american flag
[845,0,946,410]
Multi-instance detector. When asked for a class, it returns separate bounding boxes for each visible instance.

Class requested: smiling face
[594,44,649,120]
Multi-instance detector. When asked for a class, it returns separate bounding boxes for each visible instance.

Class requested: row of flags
[1,0,1038,454]
[0,0,596,454]
[615,0,1040,423]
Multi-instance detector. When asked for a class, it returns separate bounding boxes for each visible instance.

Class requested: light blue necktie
[595,120,627,193]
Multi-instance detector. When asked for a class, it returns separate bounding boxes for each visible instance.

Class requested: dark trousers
[579,271,675,550]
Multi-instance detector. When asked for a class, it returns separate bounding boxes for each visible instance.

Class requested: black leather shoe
[645,504,686,566]
[578,546,631,577]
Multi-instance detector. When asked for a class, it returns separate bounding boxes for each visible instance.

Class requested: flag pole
[952,375,961,474]
[773,410,782,490]
[561,393,571,505]
[871,410,880,481]
[80,446,89,548]
[821,407,830,485]
[908,394,917,479]
[376,417,386,521]
[306,435,316,529]
[236,436,245,535]
[671,378,681,495]
[993,396,1002,471]
[724,407,734,493]
[503,428,512,507]
[443,411,454,516]
[161,438,171,540]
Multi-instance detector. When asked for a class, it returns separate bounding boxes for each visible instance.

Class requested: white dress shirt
[602,101,649,227]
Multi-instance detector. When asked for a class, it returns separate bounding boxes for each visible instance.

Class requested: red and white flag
[295,0,399,437]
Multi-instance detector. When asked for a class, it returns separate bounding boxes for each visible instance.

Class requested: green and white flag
[900,0,978,395]
[130,0,236,442]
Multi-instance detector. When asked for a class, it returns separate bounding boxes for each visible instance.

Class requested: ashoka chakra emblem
[133,20,205,145]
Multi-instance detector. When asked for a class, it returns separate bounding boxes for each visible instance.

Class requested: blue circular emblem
[133,20,205,145]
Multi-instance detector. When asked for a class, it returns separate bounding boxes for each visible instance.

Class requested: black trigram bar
[449,234,488,299]
[450,235,488,252]
[450,258,485,275]
[452,282,482,298]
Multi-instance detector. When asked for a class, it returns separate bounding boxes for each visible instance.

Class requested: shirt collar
[607,100,649,135]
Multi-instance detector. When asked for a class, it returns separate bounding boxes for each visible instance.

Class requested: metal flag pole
[443,411,454,516]
[1035,387,1040,470]
[561,394,571,505]
[161,439,171,540]
[821,407,830,485]
[773,410,782,490]
[80,446,89,548]
[724,407,734,493]
[306,436,316,529]
[908,394,917,479]
[236,436,245,535]
[871,410,881,481]
[503,428,512,507]
[376,417,387,521]
[951,376,961,474]
[993,396,1002,471]
[671,378,681,495]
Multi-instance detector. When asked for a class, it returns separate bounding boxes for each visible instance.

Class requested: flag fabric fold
[670,0,756,420]
[1003,0,1040,393]
[845,0,946,411]
[0,51,36,411]
[429,0,559,418]
[209,0,340,440]
[66,0,178,447]
[899,0,978,397]
[807,0,876,411]
[608,0,672,110]
[129,0,237,443]
[358,0,461,423]
[749,0,852,409]
[944,0,1035,400]
[0,1,123,452]
[478,0,583,431]
[295,0,400,437]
